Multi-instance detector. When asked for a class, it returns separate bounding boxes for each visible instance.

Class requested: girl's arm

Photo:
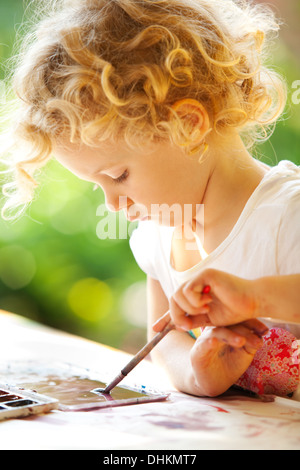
[255,274,300,324]
[147,275,203,395]
[147,276,266,397]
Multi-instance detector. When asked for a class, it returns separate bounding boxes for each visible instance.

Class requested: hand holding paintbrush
[95,285,211,395]
[152,285,212,333]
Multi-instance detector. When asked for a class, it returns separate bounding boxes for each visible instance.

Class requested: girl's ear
[171,99,210,145]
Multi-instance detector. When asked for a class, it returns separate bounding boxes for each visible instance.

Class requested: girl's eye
[113,169,129,184]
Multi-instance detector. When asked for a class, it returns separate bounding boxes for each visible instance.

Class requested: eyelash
[113,169,129,184]
[93,170,129,191]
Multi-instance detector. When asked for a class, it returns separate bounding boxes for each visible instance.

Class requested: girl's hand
[190,319,267,396]
[153,268,260,332]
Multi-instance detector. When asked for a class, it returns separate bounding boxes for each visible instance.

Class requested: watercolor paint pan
[15,372,170,412]
[0,383,59,421]
[59,383,170,412]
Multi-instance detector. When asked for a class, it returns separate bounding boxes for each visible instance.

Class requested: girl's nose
[105,195,120,212]
[105,193,128,213]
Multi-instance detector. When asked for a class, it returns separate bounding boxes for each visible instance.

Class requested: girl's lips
[125,212,150,222]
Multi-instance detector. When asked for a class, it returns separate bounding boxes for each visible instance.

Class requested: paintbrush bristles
[104,373,125,393]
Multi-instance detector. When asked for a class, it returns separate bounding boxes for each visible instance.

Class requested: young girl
[1,0,299,397]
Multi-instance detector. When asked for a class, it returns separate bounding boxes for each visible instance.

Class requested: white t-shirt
[129,160,300,337]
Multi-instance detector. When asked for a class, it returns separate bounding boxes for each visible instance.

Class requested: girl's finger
[182,283,213,308]
[152,311,171,332]
[202,326,247,348]
[185,312,213,329]
[228,323,264,354]
[169,296,193,330]
[172,288,204,316]
[239,318,269,337]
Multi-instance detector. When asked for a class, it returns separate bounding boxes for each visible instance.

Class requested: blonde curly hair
[1,0,286,218]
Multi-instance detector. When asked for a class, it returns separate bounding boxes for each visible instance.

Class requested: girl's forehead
[54,140,130,176]
[54,139,175,179]
[55,139,128,161]
[54,138,161,166]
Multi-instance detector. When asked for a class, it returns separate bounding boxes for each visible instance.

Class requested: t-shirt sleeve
[129,221,159,280]
[277,191,300,275]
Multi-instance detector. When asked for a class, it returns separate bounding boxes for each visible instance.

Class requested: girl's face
[54,139,211,226]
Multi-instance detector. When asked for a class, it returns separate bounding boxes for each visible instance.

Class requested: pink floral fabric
[236,327,300,396]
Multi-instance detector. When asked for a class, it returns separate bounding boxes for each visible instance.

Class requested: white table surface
[0,310,299,450]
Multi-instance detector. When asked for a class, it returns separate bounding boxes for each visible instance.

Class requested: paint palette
[15,373,169,412]
[0,361,169,412]
[0,383,58,421]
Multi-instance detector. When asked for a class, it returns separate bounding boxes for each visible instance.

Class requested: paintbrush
[93,319,175,394]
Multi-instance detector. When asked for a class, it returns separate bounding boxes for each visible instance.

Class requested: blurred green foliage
[0,0,147,352]
[0,159,146,352]
[0,0,299,353]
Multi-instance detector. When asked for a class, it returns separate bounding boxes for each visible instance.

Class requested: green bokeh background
[0,0,299,353]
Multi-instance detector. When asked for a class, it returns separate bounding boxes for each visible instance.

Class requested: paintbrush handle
[121,322,174,376]
[103,322,174,393]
